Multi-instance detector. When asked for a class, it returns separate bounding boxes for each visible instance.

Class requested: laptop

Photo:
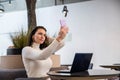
[57,53,93,73]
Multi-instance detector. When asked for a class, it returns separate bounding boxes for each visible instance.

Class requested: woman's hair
[28,26,50,49]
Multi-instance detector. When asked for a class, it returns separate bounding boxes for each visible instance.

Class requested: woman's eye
[38,33,43,35]
[38,33,46,37]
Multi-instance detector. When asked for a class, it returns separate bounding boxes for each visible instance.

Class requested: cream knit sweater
[22,39,64,78]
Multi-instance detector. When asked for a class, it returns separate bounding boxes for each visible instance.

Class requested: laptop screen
[70,53,93,73]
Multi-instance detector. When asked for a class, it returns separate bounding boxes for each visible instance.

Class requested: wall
[0,11,28,55]
[0,0,120,69]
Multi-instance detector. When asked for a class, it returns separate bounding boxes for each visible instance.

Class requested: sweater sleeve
[22,39,64,60]
[48,37,65,52]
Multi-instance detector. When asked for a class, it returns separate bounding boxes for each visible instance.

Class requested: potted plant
[7,28,29,55]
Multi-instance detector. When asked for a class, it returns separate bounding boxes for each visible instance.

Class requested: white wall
[36,0,120,69]
[0,0,120,69]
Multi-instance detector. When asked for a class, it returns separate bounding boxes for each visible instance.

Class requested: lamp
[62,5,68,17]
[0,4,4,13]
[60,0,68,17]
[9,0,11,4]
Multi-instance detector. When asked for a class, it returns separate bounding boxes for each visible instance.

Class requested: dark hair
[28,26,49,49]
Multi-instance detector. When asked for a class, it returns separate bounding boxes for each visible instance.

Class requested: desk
[100,65,120,80]
[100,65,120,70]
[48,70,120,80]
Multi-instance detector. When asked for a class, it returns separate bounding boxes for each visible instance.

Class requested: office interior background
[0,0,120,69]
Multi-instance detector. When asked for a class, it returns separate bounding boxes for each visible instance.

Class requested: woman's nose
[41,35,45,38]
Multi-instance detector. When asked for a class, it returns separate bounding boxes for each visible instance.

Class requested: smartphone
[60,19,66,27]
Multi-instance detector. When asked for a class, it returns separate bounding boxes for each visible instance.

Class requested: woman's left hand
[56,26,69,42]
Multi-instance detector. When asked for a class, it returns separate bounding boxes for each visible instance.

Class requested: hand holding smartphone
[57,19,69,42]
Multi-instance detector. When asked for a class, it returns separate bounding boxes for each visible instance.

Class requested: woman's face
[32,28,46,44]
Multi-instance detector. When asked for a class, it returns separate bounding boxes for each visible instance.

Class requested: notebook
[57,53,93,73]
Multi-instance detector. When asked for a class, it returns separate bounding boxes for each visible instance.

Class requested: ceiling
[0,0,91,13]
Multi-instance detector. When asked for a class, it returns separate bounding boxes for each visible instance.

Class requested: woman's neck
[31,42,40,49]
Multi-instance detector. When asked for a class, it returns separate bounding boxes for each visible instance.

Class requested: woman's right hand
[56,26,69,42]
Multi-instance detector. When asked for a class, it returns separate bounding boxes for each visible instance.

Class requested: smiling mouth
[40,39,44,42]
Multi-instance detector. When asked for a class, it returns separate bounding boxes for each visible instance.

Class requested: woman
[22,26,68,80]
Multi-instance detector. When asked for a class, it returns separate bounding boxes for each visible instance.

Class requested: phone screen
[60,19,66,27]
